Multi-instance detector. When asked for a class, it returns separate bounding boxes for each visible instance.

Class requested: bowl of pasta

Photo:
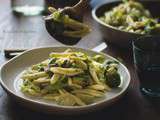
[0,47,130,114]
[92,0,160,48]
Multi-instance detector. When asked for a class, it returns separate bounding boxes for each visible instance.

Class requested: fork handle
[62,0,90,17]
[4,49,26,59]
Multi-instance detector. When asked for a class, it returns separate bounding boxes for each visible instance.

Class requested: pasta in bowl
[21,49,121,106]
[0,47,130,114]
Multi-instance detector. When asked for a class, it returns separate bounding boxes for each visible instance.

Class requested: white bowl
[0,46,130,114]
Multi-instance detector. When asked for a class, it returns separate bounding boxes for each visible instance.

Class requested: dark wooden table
[0,0,160,120]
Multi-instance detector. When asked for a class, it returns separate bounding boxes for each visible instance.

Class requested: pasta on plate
[21,49,121,106]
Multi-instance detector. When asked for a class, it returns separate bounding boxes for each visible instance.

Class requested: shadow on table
[5,92,127,120]
[7,97,127,120]
[5,87,160,120]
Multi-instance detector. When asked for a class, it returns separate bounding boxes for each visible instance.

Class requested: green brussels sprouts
[105,66,121,88]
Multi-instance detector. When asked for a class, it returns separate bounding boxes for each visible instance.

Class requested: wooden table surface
[0,0,160,120]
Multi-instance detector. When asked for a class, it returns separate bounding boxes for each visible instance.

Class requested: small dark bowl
[92,1,160,48]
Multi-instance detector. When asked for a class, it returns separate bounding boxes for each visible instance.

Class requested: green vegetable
[93,55,105,63]
[105,67,121,88]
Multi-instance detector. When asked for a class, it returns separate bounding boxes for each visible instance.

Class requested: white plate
[0,46,130,114]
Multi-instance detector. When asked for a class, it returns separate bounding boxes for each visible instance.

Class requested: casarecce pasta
[21,49,121,106]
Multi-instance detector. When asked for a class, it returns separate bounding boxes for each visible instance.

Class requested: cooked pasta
[99,0,160,34]
[21,49,121,106]
[45,7,91,38]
